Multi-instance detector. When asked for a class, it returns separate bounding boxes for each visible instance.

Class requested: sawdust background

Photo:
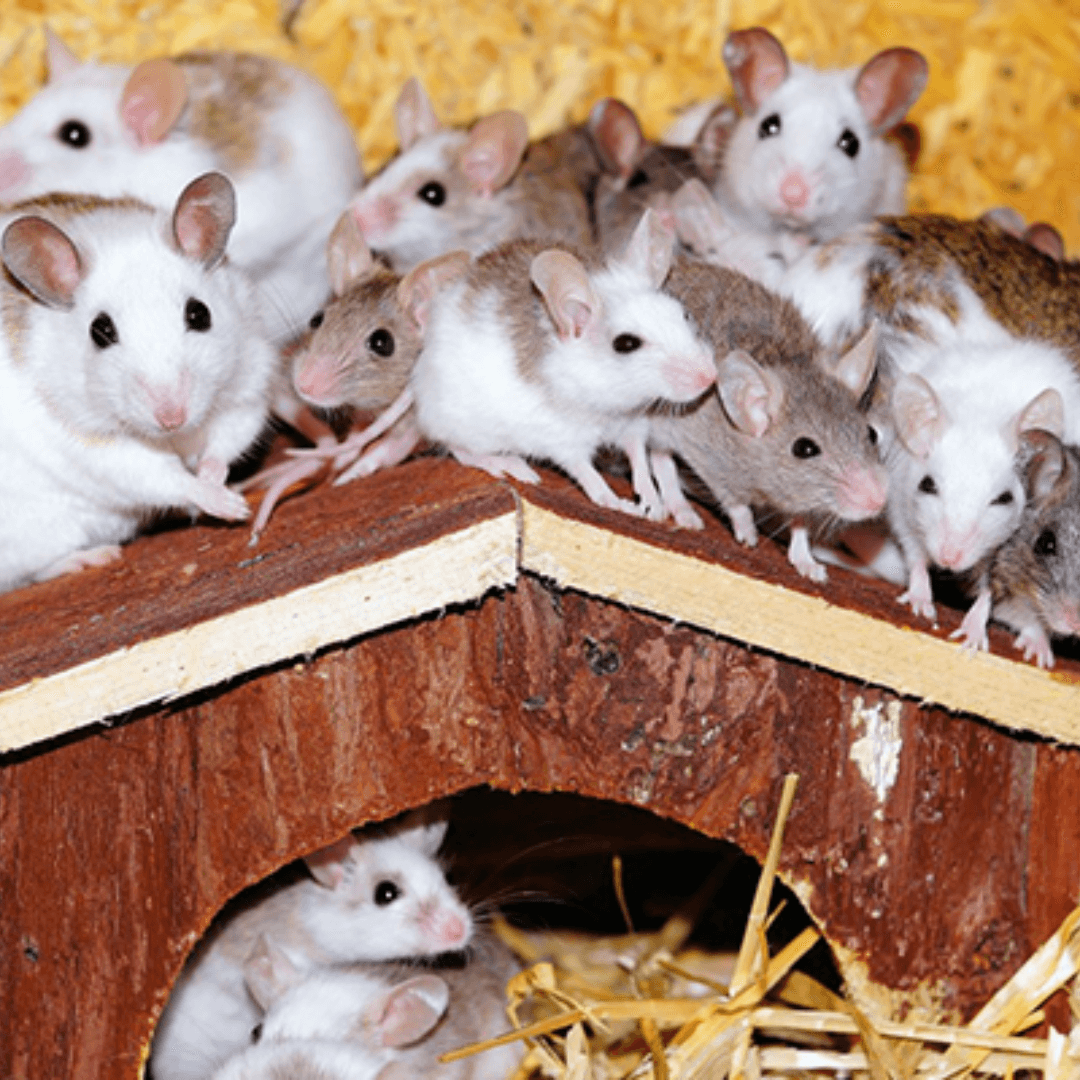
[1,0,1078,249]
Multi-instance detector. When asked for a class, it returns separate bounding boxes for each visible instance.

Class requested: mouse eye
[56,119,91,149]
[991,490,1015,506]
[90,312,118,349]
[309,310,325,331]
[417,181,447,207]
[792,437,821,459]
[250,1023,263,1045]
[758,113,782,139]
[866,424,879,447]
[918,475,938,496]
[1034,528,1058,557]
[612,333,643,354]
[837,128,860,158]
[627,169,649,189]
[185,298,212,332]
[367,328,396,357]
[374,880,401,906]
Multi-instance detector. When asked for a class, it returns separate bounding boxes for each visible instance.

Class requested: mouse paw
[787,525,828,582]
[728,505,758,546]
[898,560,937,623]
[1015,625,1055,669]
[36,544,123,581]
[452,449,540,484]
[898,590,937,623]
[194,477,250,522]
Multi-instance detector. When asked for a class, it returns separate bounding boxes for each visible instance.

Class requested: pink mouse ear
[722,27,790,114]
[854,47,929,134]
[530,249,599,340]
[587,98,646,185]
[43,27,81,83]
[395,77,443,150]
[619,207,675,288]
[717,349,785,438]
[459,111,529,197]
[326,211,376,296]
[171,172,236,268]
[120,57,189,146]
[242,934,305,1012]
[366,975,449,1049]
[303,833,359,890]
[397,249,471,330]
[2,215,83,309]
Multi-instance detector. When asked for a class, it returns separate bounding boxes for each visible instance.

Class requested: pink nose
[779,171,810,210]
[294,356,339,405]
[153,399,188,431]
[840,465,888,518]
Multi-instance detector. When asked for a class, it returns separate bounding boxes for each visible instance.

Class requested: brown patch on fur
[177,53,290,174]
[871,214,1080,360]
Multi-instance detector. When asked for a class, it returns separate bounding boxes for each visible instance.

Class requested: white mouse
[230,928,522,1080]
[0,31,363,340]
[150,808,474,1080]
[0,172,277,593]
[404,208,717,516]
[211,942,450,1080]
[347,77,592,271]
[695,26,926,284]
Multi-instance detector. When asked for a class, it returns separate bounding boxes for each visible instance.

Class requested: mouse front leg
[560,453,642,516]
[898,556,937,623]
[1014,623,1055,669]
[649,449,704,529]
[787,522,828,583]
[621,431,664,520]
[451,448,541,484]
[35,544,124,582]
[950,586,992,654]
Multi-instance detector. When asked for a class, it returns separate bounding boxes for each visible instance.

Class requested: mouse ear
[1012,386,1064,447]
[619,207,675,288]
[364,975,449,1049]
[587,98,646,185]
[531,250,599,340]
[723,27,789,114]
[691,102,738,178]
[717,349,785,437]
[2,215,83,309]
[460,111,529,197]
[395,77,442,151]
[327,211,376,296]
[1019,429,1067,502]
[891,372,946,459]
[243,934,305,1012]
[671,178,732,259]
[854,48,929,134]
[120,58,189,146]
[388,804,450,856]
[172,171,236,269]
[303,833,358,890]
[823,321,879,397]
[397,250,471,331]
[1024,222,1065,262]
[43,27,81,83]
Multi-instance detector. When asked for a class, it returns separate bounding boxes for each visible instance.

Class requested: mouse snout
[1046,597,1080,637]
[144,377,192,433]
[351,195,399,244]
[417,898,470,952]
[935,526,980,572]
[294,353,345,408]
[778,170,811,213]
[0,149,30,197]
[837,463,888,519]
[662,348,717,402]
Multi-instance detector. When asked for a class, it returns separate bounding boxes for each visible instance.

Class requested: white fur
[410,241,715,512]
[0,51,362,339]
[887,337,1080,598]
[151,814,472,1080]
[0,198,275,592]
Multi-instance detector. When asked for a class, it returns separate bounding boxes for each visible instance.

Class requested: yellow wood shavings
[2,0,1080,248]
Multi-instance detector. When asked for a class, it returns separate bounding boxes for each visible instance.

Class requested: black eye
[185,298,212,332]
[1034,528,1058,557]
[867,425,879,447]
[367,328,395,357]
[56,120,91,148]
[627,169,649,188]
[612,333,643,354]
[991,490,1014,506]
[758,113,781,139]
[792,437,821,459]
[90,312,118,349]
[374,880,401,906]
[309,310,325,330]
[918,475,938,495]
[250,1023,263,1045]
[417,181,446,207]
[837,128,860,158]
